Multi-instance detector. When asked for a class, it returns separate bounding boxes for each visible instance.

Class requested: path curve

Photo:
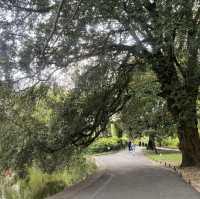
[48,147,200,199]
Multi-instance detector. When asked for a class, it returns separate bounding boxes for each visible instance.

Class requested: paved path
[48,148,200,199]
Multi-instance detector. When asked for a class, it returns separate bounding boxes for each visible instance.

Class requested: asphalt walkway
[48,148,200,199]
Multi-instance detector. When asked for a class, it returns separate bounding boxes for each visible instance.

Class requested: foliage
[110,123,118,137]
[134,136,149,145]
[0,153,96,199]
[86,136,127,154]
[161,137,179,148]
[0,84,77,174]
[120,70,176,143]
[0,66,131,173]
[110,122,123,138]
[1,0,200,166]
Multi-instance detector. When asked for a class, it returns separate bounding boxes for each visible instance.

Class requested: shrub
[0,153,96,199]
[28,180,66,199]
[161,137,179,148]
[87,136,128,154]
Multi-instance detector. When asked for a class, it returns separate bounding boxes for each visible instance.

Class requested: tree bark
[152,52,200,166]
[147,135,158,154]
[176,87,200,166]
[168,86,200,167]
[178,126,200,166]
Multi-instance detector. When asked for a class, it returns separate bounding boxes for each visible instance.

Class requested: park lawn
[144,149,182,166]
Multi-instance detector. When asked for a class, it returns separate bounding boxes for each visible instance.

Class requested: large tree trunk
[147,135,158,154]
[168,86,200,167]
[178,126,200,166]
[152,52,200,166]
[176,87,200,166]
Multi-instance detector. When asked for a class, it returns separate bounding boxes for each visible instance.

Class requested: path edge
[46,156,106,199]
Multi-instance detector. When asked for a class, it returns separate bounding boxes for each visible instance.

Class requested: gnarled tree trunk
[152,52,200,166]
[168,86,200,166]
[176,87,200,166]
[178,126,200,166]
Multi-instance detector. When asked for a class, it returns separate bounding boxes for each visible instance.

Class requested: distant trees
[120,70,176,150]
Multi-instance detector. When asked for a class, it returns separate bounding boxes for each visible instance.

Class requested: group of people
[128,140,136,152]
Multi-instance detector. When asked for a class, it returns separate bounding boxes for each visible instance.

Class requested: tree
[0,68,131,174]
[1,1,200,166]
[0,83,77,175]
[120,70,176,152]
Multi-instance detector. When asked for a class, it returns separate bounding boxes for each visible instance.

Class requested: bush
[18,167,68,199]
[86,136,128,154]
[134,136,149,145]
[0,153,96,199]
[161,137,179,148]
[27,180,66,199]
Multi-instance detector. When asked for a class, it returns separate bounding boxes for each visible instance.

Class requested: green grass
[144,149,182,166]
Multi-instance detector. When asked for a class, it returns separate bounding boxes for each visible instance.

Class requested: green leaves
[1,0,200,170]
[120,70,175,140]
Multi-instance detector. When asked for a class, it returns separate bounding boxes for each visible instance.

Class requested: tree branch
[2,0,55,13]
[41,0,65,56]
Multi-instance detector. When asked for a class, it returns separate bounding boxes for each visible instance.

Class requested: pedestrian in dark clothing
[128,140,132,151]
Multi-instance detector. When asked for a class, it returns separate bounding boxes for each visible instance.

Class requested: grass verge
[144,149,181,166]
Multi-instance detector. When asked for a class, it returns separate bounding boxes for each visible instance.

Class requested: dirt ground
[180,167,200,192]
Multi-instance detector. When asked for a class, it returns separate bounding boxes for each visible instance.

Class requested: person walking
[128,140,132,151]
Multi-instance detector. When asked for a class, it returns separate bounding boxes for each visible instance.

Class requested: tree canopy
[1,0,200,167]
[121,70,175,140]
